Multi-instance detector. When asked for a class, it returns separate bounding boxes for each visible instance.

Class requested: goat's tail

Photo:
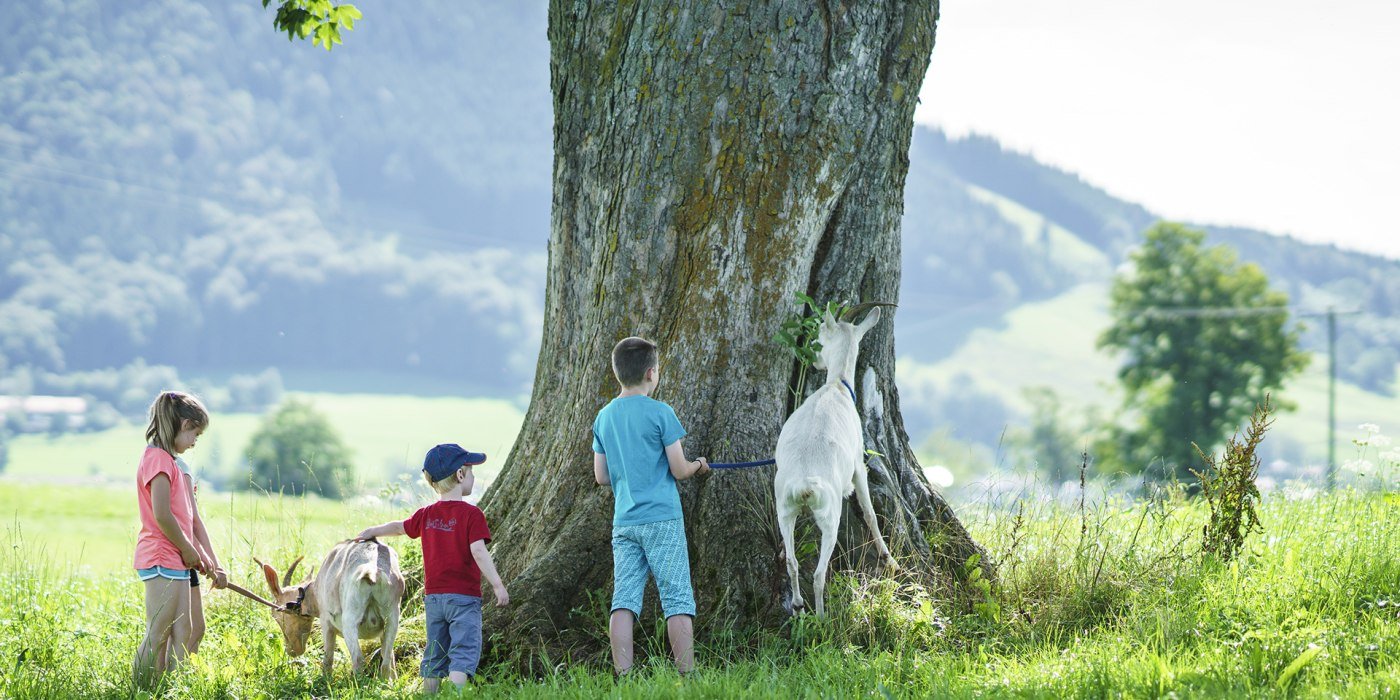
[354,562,378,585]
[789,477,827,509]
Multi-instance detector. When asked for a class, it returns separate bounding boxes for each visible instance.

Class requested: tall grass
[2,483,1397,698]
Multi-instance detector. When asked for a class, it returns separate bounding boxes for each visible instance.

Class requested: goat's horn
[840,301,897,322]
[283,556,305,586]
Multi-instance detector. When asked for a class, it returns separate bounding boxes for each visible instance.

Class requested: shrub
[243,398,355,498]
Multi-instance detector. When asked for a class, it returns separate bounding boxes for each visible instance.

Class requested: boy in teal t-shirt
[592,336,709,675]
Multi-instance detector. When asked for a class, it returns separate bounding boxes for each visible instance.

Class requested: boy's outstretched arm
[594,452,610,486]
[665,440,710,480]
[356,520,406,540]
[471,540,509,607]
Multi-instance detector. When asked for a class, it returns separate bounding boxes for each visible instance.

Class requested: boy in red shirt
[358,444,508,691]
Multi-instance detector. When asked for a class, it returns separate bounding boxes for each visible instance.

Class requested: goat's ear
[821,309,838,329]
[256,558,282,596]
[855,306,882,335]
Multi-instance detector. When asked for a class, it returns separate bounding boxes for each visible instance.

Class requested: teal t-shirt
[592,395,687,527]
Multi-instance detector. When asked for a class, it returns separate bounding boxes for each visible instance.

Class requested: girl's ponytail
[145,391,210,454]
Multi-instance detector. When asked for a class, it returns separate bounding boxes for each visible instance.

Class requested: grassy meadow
[2,478,1396,698]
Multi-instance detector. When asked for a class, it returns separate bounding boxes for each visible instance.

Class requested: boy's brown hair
[611,336,658,387]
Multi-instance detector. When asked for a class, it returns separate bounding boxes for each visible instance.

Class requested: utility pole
[1327,307,1338,490]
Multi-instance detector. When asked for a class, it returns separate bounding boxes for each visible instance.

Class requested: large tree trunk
[481,0,983,655]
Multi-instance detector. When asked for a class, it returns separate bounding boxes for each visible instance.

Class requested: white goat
[258,538,405,678]
[774,303,898,616]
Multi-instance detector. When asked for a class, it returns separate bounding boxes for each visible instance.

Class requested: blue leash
[707,380,857,470]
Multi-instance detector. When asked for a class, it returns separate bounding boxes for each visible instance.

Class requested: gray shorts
[422,593,483,678]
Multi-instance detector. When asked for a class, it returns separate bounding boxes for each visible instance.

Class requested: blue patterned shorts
[611,517,696,619]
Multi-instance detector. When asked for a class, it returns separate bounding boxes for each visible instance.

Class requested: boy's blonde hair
[424,468,465,495]
[145,391,209,455]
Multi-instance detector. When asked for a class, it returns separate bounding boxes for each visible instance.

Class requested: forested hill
[2,0,1397,401]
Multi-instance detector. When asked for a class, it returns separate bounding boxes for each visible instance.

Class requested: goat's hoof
[884,556,901,572]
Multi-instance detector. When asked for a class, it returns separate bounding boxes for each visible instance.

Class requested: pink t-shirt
[133,446,196,570]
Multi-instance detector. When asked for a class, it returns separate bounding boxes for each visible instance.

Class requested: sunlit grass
[2,484,1396,698]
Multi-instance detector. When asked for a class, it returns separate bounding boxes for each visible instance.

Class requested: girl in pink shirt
[131,391,226,689]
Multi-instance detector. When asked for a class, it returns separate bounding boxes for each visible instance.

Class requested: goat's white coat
[774,307,898,616]
[262,539,405,678]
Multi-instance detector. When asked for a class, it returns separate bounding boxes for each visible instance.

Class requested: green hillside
[4,393,524,492]
[900,280,1400,468]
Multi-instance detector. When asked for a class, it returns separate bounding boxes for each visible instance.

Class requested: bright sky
[916,0,1400,261]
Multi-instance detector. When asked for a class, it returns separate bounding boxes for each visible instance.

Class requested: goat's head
[256,556,316,656]
[813,302,893,376]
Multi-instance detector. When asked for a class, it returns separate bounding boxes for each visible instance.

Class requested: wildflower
[1359,423,1382,434]
[1342,459,1373,474]
[1380,450,1400,464]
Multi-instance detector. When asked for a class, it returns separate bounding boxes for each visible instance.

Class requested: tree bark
[481,0,984,655]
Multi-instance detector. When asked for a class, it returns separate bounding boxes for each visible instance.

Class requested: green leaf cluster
[773,292,848,405]
[263,0,361,51]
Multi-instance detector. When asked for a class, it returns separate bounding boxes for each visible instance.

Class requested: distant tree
[1098,223,1309,481]
[244,399,354,499]
[1007,387,1081,484]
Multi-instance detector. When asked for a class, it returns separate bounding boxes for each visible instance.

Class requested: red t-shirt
[403,500,492,596]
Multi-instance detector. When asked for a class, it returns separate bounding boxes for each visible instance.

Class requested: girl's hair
[145,391,210,454]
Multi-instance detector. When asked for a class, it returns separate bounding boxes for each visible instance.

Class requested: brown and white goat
[258,538,405,678]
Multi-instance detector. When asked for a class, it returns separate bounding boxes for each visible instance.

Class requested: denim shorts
[611,517,697,619]
[422,593,483,678]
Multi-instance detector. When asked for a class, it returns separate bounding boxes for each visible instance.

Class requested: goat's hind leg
[379,600,401,680]
[777,497,805,614]
[811,498,841,617]
[853,464,899,571]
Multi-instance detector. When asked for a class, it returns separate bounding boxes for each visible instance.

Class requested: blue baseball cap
[423,444,486,482]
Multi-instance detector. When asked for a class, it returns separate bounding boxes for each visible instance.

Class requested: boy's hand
[355,528,376,541]
[211,568,229,590]
[493,584,510,607]
[696,457,711,476]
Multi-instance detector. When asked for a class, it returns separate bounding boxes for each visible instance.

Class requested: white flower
[1380,450,1400,464]
[1359,423,1382,434]
[1342,459,1373,473]
[1369,435,1392,448]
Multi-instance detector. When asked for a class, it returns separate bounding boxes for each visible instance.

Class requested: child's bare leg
[188,585,206,654]
[666,614,694,674]
[447,671,469,687]
[133,578,190,688]
[609,609,635,674]
[423,677,441,693]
